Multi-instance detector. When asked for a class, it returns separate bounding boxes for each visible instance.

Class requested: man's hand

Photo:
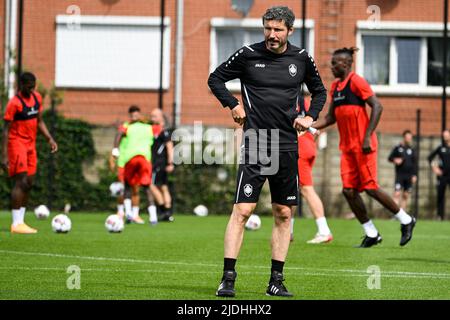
[393,157,403,165]
[49,138,58,153]
[166,163,175,173]
[1,155,8,173]
[411,175,417,184]
[112,147,120,158]
[362,136,372,154]
[432,166,443,177]
[231,104,246,126]
[293,116,314,134]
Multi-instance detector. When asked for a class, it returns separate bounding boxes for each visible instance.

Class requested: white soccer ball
[245,214,261,231]
[34,205,50,220]
[109,182,124,197]
[193,204,208,217]
[51,214,72,233]
[105,214,124,233]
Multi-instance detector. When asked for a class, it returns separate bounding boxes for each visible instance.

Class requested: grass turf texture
[0,212,449,300]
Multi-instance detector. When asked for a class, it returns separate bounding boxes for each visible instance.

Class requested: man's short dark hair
[128,105,140,113]
[19,72,36,85]
[262,6,295,29]
[403,130,413,137]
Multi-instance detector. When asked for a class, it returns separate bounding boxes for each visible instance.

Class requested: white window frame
[210,18,315,92]
[356,20,450,96]
[55,15,171,90]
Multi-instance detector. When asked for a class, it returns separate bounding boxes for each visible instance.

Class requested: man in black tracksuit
[208,6,326,298]
[428,129,450,220]
[388,130,417,210]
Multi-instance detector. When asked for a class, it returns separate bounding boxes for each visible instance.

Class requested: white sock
[290,218,294,235]
[362,220,379,238]
[117,204,125,216]
[316,217,331,236]
[12,209,23,226]
[148,206,158,224]
[395,208,413,225]
[132,206,140,218]
[124,199,133,220]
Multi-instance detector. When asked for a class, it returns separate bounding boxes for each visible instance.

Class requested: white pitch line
[1,249,449,280]
[0,266,447,280]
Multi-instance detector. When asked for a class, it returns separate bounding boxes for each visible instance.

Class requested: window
[210,18,314,90]
[427,38,450,86]
[357,21,450,95]
[363,36,390,85]
[55,15,171,90]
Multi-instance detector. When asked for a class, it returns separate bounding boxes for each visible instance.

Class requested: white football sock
[362,220,379,238]
[12,209,23,226]
[148,205,158,224]
[395,208,413,225]
[132,206,140,218]
[117,204,125,216]
[290,217,294,235]
[124,199,133,220]
[316,217,331,236]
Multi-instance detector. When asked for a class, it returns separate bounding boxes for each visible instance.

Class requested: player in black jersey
[428,129,450,220]
[208,6,326,298]
[388,130,417,210]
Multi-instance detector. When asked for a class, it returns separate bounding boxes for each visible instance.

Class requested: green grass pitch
[0,211,449,300]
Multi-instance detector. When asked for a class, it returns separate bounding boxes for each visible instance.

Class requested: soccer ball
[109,182,124,197]
[105,214,124,233]
[34,205,50,220]
[193,204,208,217]
[51,214,72,233]
[245,214,261,231]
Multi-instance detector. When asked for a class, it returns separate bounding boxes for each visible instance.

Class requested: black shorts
[152,166,168,186]
[395,174,414,192]
[234,150,299,206]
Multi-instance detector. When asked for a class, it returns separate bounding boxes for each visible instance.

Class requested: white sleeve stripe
[245,45,254,52]
[243,85,252,109]
[299,49,305,54]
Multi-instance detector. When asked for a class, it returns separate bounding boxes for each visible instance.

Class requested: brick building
[1,0,450,134]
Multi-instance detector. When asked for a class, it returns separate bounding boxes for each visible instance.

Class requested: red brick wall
[1,0,448,135]
[21,0,177,125]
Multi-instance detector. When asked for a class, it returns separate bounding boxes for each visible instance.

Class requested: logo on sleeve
[289,64,297,77]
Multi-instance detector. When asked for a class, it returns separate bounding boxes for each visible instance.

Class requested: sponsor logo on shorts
[287,196,296,201]
[243,184,253,197]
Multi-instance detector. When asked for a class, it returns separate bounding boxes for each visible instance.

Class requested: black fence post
[47,98,56,209]
[414,109,421,219]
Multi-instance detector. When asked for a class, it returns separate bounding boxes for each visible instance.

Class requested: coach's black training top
[388,144,417,176]
[208,41,327,152]
[428,143,450,176]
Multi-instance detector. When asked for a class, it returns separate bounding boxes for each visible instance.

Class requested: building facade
[1,0,450,134]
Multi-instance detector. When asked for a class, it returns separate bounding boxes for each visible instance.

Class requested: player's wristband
[112,148,120,157]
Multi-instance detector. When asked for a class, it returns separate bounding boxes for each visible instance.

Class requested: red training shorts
[124,155,152,187]
[340,151,379,192]
[8,142,37,177]
[117,167,125,183]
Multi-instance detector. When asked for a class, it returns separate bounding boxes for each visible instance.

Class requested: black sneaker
[266,271,293,297]
[400,217,416,246]
[216,270,236,297]
[358,234,382,248]
[160,212,174,222]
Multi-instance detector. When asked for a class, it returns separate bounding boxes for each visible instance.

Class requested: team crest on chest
[289,64,297,77]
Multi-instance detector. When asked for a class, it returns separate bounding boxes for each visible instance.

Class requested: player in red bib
[313,47,416,247]
[1,72,58,234]
[291,96,333,244]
